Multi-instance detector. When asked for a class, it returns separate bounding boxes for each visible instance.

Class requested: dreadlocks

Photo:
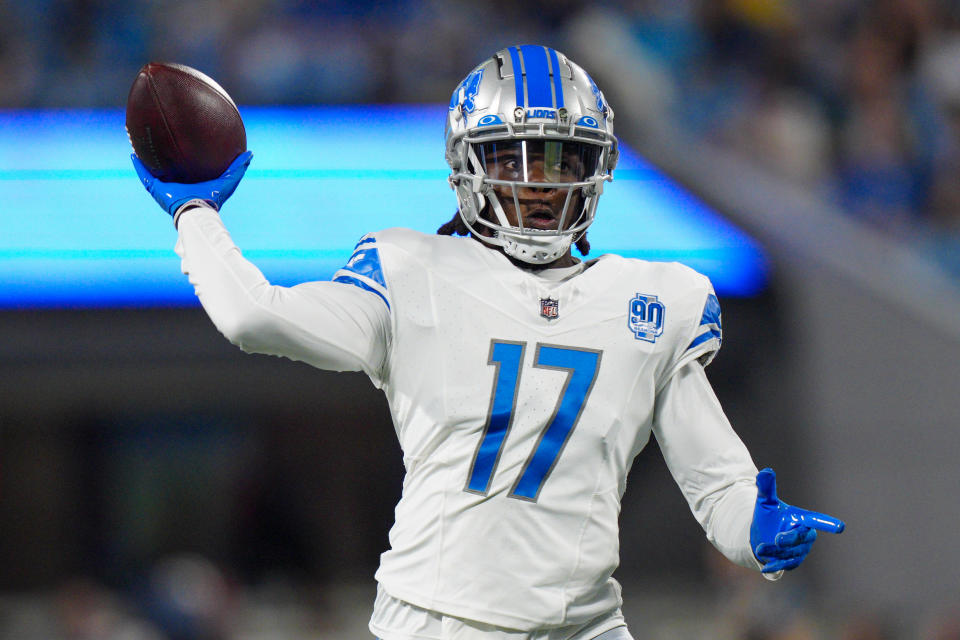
[436,210,591,257]
[437,209,470,237]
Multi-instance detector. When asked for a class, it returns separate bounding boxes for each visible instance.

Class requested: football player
[133,45,845,640]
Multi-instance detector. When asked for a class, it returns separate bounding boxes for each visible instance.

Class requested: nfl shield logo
[540,297,559,320]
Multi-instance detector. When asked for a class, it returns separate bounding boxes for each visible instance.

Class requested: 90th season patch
[628,293,665,343]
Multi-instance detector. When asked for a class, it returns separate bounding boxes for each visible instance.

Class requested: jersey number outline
[465,340,602,502]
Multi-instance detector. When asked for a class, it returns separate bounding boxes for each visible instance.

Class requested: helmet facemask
[452,137,609,264]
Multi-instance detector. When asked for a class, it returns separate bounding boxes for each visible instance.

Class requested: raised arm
[133,153,390,379]
[176,204,389,376]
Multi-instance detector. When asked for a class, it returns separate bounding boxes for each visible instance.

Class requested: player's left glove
[132,150,253,218]
[750,467,845,573]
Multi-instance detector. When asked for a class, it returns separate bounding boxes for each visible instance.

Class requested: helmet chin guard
[499,230,575,264]
[445,45,618,265]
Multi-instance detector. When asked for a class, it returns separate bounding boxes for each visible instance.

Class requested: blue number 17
[465,340,602,502]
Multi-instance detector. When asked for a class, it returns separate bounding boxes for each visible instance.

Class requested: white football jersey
[332,228,728,629]
[175,208,759,634]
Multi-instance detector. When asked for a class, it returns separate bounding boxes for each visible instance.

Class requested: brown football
[126,62,246,183]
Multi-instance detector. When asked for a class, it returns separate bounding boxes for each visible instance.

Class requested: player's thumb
[756,468,779,506]
[226,150,253,175]
[131,154,154,187]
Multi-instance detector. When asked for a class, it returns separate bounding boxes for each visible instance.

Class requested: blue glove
[750,468,845,573]
[132,150,253,217]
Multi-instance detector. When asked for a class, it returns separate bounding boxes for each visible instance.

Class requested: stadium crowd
[4,0,960,274]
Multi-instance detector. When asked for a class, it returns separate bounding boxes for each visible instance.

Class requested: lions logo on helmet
[450,68,484,114]
[445,45,619,265]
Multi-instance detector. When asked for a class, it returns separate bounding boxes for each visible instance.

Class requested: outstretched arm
[655,361,845,576]
[653,360,761,571]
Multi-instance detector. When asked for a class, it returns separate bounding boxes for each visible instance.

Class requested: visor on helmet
[474,140,602,185]
[467,138,604,238]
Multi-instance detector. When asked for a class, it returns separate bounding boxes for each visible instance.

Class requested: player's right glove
[750,467,845,573]
[132,150,253,219]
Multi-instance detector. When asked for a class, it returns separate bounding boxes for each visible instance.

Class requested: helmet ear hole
[456,183,481,223]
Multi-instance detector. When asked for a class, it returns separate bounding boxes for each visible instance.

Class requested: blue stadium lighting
[0,106,767,308]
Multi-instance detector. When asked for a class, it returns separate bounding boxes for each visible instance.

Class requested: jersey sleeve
[658,275,722,392]
[332,234,391,310]
[175,204,391,382]
[653,359,764,573]
[686,290,722,366]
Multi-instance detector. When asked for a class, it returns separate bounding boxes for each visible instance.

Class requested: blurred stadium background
[2,1,960,638]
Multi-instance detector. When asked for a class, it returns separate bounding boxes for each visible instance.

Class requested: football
[126,62,246,183]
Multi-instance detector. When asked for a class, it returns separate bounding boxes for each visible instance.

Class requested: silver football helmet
[445,45,618,264]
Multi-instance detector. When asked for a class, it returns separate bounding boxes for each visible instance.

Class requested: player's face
[477,140,594,232]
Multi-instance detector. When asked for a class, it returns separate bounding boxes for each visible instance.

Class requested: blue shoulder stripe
[354,235,376,249]
[333,275,390,310]
[688,326,721,351]
[341,245,386,288]
[334,234,389,309]
[687,293,722,353]
[700,293,721,328]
